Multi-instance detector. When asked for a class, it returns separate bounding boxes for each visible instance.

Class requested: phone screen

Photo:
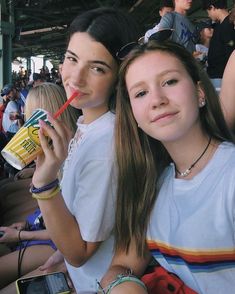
[16,272,71,294]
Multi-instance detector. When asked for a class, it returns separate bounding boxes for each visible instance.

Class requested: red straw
[53,91,80,119]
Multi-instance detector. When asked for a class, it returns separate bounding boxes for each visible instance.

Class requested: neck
[175,8,187,15]
[164,132,216,179]
[218,10,229,23]
[82,106,109,124]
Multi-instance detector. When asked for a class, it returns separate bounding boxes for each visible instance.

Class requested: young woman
[194,21,214,69]
[100,41,235,293]
[0,83,78,289]
[29,7,139,293]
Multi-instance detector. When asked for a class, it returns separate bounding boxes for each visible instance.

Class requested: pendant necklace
[175,137,212,177]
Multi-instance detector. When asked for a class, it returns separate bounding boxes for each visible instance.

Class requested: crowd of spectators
[11,64,62,92]
[0,61,63,180]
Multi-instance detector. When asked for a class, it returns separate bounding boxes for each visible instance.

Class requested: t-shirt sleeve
[144,24,160,42]
[157,12,174,31]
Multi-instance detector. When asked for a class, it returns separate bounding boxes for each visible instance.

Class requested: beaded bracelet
[32,185,60,200]
[30,179,59,194]
[97,274,147,294]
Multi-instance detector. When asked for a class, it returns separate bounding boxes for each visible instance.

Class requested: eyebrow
[128,69,181,92]
[66,49,112,69]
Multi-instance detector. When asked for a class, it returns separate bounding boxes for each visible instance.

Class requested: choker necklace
[175,137,212,177]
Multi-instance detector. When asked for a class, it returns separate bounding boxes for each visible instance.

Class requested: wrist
[30,179,59,194]
[18,229,23,242]
[97,273,147,294]
[32,185,60,200]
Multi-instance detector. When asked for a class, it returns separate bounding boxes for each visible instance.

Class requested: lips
[151,112,177,123]
[68,86,87,98]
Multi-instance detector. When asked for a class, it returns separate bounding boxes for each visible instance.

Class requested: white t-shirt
[144,23,161,43]
[147,142,235,294]
[195,44,209,62]
[2,100,19,133]
[61,111,116,292]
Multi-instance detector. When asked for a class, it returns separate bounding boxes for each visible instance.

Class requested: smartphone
[16,272,71,294]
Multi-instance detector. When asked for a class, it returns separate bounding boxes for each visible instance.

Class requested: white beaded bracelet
[97,274,147,293]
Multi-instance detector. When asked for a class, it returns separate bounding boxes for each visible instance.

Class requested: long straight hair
[114,41,234,257]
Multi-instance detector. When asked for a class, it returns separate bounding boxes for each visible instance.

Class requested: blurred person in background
[144,0,174,42]
[194,20,214,68]
[1,84,24,141]
[147,0,196,53]
[202,0,235,91]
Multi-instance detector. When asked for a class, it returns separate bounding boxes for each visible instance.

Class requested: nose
[149,86,168,109]
[71,64,87,87]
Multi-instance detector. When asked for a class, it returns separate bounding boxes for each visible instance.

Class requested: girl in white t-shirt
[100,41,235,294]
[30,7,140,293]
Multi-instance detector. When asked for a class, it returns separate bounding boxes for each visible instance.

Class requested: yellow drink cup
[1,109,50,170]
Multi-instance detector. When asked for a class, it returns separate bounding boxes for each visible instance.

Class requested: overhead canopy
[1,0,234,61]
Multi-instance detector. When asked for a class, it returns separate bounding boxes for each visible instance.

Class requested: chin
[69,100,81,109]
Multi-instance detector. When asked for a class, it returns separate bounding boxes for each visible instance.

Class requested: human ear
[196,81,206,108]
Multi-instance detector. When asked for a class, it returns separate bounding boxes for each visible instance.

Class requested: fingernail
[47,113,53,122]
[39,119,45,127]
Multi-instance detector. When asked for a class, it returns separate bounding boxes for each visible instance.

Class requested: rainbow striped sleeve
[147,240,235,273]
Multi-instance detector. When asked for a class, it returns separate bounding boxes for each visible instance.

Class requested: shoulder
[221,15,233,27]
[20,89,28,97]
[158,12,175,27]
[5,101,17,110]
[216,142,235,174]
[165,11,175,20]
[221,18,235,36]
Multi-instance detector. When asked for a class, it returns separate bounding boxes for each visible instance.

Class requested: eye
[91,66,105,74]
[64,54,77,63]
[135,90,148,98]
[163,79,178,87]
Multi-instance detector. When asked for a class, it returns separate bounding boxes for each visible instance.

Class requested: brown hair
[114,41,234,257]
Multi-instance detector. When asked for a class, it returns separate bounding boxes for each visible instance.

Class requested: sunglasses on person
[116,29,174,60]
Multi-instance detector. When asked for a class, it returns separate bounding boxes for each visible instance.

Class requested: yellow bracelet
[32,185,60,200]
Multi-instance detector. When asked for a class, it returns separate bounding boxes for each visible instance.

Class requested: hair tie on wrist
[30,179,59,194]
[18,229,23,242]
[32,185,60,200]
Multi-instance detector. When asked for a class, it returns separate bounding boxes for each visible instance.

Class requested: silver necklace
[175,137,212,177]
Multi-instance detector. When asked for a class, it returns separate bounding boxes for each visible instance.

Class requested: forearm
[37,193,95,266]
[220,50,235,130]
[220,96,235,130]
[19,229,50,241]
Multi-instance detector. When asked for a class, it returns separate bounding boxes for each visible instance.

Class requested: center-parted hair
[68,7,140,62]
[67,7,140,111]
